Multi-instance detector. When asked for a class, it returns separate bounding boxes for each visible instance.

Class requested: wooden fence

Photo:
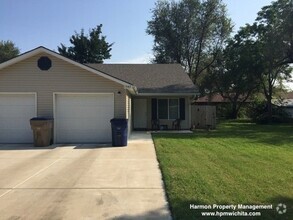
[191,105,216,129]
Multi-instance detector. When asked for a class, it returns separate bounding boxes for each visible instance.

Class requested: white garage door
[55,94,114,143]
[0,93,36,143]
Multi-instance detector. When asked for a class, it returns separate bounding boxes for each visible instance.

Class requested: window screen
[158,99,168,119]
[169,99,179,119]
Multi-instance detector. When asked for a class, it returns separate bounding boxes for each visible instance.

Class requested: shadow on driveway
[0,143,128,150]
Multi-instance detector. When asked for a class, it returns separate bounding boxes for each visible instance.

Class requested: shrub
[216,103,249,119]
[248,101,290,124]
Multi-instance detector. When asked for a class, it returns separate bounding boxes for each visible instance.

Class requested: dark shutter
[179,98,185,120]
[151,98,157,120]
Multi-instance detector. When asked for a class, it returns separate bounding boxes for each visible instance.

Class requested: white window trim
[157,98,179,120]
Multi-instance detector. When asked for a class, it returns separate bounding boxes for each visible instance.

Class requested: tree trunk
[230,101,238,119]
[267,97,273,121]
[267,81,273,122]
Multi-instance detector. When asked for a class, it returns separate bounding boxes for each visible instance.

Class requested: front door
[133,99,147,129]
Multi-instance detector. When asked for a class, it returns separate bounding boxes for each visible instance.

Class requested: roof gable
[0,46,133,87]
[0,46,197,95]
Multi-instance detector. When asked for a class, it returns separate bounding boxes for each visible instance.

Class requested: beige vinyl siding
[0,53,126,118]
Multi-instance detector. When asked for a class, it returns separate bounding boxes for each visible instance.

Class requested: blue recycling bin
[110,118,128,146]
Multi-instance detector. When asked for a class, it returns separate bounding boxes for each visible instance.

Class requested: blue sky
[1,0,274,63]
[2,0,291,90]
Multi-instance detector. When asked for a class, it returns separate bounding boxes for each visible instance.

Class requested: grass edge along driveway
[153,121,293,220]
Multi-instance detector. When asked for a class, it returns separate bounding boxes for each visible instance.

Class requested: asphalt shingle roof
[86,64,197,94]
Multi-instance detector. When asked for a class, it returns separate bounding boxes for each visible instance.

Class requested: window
[38,56,52,70]
[152,98,185,120]
[157,99,179,119]
[158,99,168,119]
[169,99,179,119]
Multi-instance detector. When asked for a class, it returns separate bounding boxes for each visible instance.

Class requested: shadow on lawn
[153,123,293,147]
[169,196,293,220]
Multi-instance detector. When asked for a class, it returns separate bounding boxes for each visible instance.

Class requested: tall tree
[250,0,293,119]
[0,40,20,63]
[58,24,113,63]
[146,0,232,83]
[206,27,263,118]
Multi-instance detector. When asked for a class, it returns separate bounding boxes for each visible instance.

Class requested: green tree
[250,0,293,119]
[0,40,20,63]
[256,0,293,65]
[58,24,113,63]
[206,27,263,119]
[146,0,232,83]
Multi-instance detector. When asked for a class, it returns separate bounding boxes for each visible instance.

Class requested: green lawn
[152,121,293,220]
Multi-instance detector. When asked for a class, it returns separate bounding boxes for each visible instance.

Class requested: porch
[131,96,192,131]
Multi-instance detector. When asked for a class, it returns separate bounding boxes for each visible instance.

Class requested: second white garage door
[55,93,114,143]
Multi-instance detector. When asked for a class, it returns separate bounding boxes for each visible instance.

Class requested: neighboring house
[194,93,252,118]
[0,46,197,144]
[194,93,252,105]
[273,91,293,118]
[194,93,230,105]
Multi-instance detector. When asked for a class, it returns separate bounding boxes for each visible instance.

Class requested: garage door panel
[2,106,35,117]
[56,118,109,130]
[0,128,32,139]
[0,119,30,128]
[55,94,114,143]
[0,94,36,143]
[57,106,103,118]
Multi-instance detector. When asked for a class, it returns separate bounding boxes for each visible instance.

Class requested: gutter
[124,85,138,95]
[134,92,199,96]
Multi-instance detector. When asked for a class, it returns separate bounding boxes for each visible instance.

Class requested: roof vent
[38,56,51,70]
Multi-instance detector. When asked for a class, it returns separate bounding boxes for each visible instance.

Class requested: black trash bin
[110,118,128,146]
[30,117,53,147]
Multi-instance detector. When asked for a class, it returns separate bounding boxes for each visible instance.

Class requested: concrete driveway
[0,132,171,220]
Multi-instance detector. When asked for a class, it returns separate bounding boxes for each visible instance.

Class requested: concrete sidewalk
[0,132,171,220]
